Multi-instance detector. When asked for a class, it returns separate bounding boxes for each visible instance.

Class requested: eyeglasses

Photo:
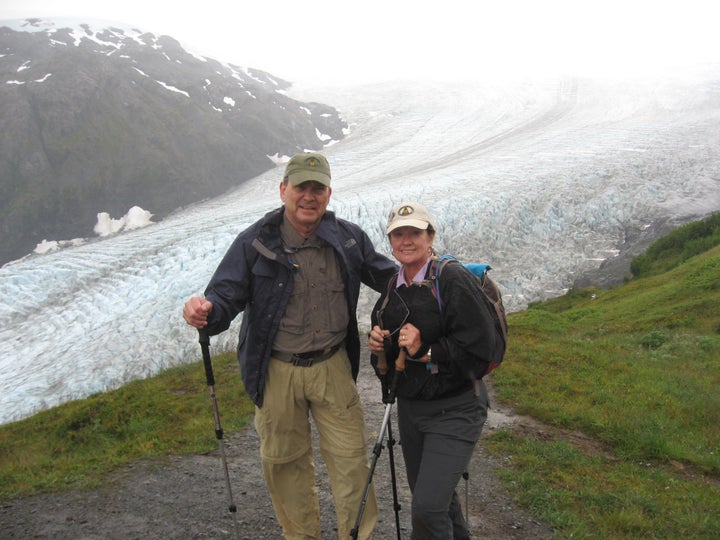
[376,288,410,342]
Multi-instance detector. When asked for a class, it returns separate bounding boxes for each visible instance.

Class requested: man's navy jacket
[204,206,397,406]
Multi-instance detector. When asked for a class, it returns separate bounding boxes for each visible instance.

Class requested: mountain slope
[0,18,347,264]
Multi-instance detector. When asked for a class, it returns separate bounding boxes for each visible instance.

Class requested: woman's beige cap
[386,202,435,234]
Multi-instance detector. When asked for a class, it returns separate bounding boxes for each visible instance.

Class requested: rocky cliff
[0,19,346,264]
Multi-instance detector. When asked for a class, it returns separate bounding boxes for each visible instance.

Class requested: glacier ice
[1,70,719,424]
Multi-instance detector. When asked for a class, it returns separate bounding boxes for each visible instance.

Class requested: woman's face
[389,226,434,266]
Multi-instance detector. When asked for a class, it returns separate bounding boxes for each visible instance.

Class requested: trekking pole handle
[386,349,407,403]
[198,329,215,386]
[376,350,388,375]
[395,348,407,372]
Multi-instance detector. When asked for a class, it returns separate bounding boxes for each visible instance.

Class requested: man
[183,152,397,539]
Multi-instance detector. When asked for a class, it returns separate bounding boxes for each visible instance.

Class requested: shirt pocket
[320,277,349,332]
[278,278,307,335]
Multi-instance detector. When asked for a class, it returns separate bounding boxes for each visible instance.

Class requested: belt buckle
[292,355,314,367]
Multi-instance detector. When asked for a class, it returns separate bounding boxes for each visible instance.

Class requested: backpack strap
[428,255,457,312]
[377,272,399,317]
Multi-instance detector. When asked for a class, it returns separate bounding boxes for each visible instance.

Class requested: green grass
[630,212,720,278]
[496,246,720,470]
[486,431,720,539]
[488,239,720,538]
[0,351,252,501]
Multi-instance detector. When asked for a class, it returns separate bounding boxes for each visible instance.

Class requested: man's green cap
[284,152,331,187]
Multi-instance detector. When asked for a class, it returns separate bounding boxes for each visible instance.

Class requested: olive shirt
[272,216,349,354]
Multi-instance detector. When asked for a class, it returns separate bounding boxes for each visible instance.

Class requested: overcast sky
[1,0,718,84]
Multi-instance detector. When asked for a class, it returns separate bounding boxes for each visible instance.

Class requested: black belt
[271,343,342,367]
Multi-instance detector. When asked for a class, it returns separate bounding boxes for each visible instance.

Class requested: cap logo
[398,205,415,216]
[307,157,319,167]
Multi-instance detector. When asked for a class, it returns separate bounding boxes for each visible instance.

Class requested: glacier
[1,68,719,425]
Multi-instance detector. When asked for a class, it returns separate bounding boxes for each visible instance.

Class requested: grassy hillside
[488,213,720,538]
[0,352,252,500]
[630,212,720,279]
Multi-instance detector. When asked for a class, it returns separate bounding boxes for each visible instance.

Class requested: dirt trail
[0,344,555,539]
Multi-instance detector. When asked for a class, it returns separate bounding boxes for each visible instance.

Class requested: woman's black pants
[397,383,488,540]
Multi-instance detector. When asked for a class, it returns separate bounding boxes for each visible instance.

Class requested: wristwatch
[425,348,438,374]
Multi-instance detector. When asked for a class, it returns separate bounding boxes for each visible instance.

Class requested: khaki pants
[255,348,377,539]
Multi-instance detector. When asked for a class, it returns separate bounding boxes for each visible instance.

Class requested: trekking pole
[463,471,469,522]
[198,329,241,540]
[386,348,406,539]
[350,349,406,540]
[386,416,402,536]
[387,348,406,404]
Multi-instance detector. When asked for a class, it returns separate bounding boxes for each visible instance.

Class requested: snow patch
[155,80,189,97]
[94,206,154,237]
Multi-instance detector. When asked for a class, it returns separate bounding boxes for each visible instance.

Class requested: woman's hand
[398,323,423,358]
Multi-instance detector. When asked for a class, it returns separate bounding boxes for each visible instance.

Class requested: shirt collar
[396,257,433,287]
[281,214,323,249]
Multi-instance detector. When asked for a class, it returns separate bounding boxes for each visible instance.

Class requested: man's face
[280,180,332,233]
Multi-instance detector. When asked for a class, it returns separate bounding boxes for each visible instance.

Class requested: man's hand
[368,325,388,354]
[183,296,213,328]
[369,325,390,375]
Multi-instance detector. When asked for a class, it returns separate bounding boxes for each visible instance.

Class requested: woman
[368,202,498,540]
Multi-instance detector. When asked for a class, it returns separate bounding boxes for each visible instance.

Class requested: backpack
[429,255,508,376]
